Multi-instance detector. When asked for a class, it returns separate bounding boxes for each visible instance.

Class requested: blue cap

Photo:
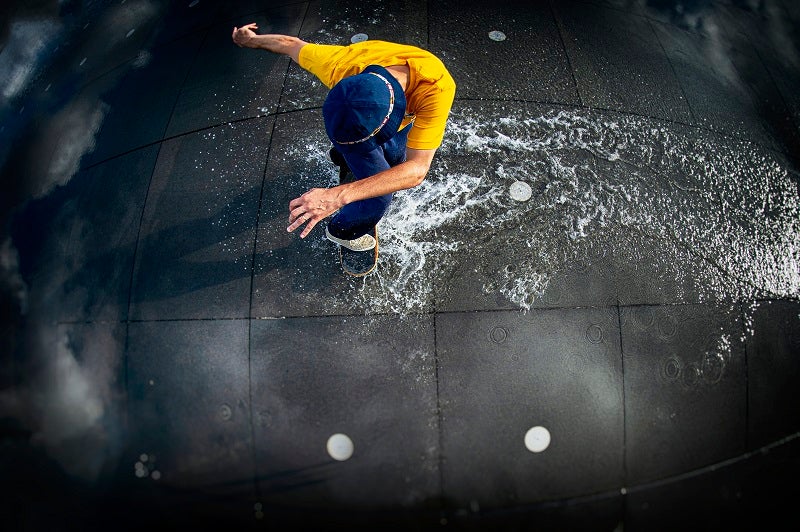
[322,65,406,155]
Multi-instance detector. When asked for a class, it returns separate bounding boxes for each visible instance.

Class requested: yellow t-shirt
[298,41,456,150]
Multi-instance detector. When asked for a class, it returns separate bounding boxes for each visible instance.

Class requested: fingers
[287,208,318,237]
[232,23,258,46]
[287,189,335,238]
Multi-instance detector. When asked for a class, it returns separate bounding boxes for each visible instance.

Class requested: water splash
[285,104,799,313]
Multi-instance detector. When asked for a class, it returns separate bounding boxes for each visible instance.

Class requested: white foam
[283,105,799,313]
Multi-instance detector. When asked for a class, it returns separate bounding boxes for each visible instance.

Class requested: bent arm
[232,24,307,63]
[337,148,435,205]
[287,148,437,237]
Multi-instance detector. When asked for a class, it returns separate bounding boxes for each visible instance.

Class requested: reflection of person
[232,23,456,252]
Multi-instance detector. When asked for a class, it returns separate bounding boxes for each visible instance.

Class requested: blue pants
[326,124,412,240]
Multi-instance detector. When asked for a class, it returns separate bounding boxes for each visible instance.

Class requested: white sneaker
[325,227,376,251]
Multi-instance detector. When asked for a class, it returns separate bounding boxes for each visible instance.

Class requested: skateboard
[339,227,378,277]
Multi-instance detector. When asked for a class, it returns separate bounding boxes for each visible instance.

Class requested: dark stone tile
[250,315,439,511]
[650,21,770,143]
[166,5,304,137]
[12,145,158,322]
[621,303,747,484]
[437,308,624,507]
[554,3,694,122]
[153,0,301,46]
[86,32,205,166]
[625,461,751,531]
[447,495,623,532]
[625,434,800,531]
[716,4,800,161]
[428,0,579,104]
[279,0,428,112]
[251,110,434,317]
[125,319,254,492]
[746,299,800,448]
[781,0,800,23]
[130,117,271,320]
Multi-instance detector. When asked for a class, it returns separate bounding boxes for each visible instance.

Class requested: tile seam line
[473,429,800,519]
[739,301,751,452]
[81,108,321,172]
[616,302,628,493]
[548,0,584,107]
[56,296,797,326]
[647,16,698,124]
[120,139,163,463]
[58,296,797,326]
[246,118,278,504]
[83,93,789,172]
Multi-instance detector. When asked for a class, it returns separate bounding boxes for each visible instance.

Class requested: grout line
[432,310,446,516]
[615,300,628,517]
[55,296,800,327]
[647,17,698,125]
[121,137,163,456]
[548,0,584,107]
[245,117,280,505]
[83,93,792,173]
[740,301,751,451]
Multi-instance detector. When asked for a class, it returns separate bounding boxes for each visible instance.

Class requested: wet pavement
[1,0,799,530]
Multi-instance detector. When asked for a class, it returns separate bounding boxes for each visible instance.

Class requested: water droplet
[489,30,506,42]
[351,33,368,44]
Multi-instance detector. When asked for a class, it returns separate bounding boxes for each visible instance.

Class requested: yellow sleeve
[297,43,346,88]
[406,77,456,150]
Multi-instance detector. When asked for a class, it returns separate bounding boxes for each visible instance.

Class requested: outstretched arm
[287,148,437,238]
[232,23,307,63]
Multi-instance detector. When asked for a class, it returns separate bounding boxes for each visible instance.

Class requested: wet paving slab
[125,319,254,491]
[278,0,428,114]
[12,145,158,323]
[437,307,624,505]
[129,117,271,321]
[250,315,438,510]
[745,299,800,448]
[428,0,580,104]
[620,303,747,484]
[165,4,304,137]
[85,32,205,167]
[1,0,799,529]
[553,1,694,123]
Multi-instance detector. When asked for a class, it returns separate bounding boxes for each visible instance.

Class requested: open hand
[287,188,342,238]
[232,23,258,47]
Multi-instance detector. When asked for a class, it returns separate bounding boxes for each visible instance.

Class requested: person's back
[232,24,455,274]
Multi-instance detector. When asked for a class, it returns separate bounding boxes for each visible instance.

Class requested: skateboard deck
[339,227,378,277]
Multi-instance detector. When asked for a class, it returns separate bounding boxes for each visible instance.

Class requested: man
[232,23,455,253]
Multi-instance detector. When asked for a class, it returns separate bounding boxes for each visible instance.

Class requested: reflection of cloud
[0,237,28,314]
[36,98,109,198]
[0,323,123,481]
[0,19,61,103]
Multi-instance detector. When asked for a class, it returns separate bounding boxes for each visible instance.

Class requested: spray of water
[284,103,799,314]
